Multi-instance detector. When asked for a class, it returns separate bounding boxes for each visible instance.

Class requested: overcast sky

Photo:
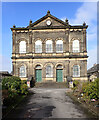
[1,2,97,72]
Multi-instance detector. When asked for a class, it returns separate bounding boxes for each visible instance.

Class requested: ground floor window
[46,65,53,77]
[20,65,26,77]
[73,65,80,77]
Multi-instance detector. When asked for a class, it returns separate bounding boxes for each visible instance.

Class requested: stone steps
[34,82,68,88]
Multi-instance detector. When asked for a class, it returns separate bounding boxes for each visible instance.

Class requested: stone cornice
[11,55,88,59]
[10,25,88,31]
[10,11,88,31]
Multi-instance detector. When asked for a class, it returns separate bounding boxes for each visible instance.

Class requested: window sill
[73,76,80,78]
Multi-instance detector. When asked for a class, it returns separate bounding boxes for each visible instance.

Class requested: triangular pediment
[27,11,67,28]
[11,11,88,30]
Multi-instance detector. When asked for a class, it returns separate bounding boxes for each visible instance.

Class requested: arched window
[57,65,63,69]
[73,40,79,52]
[35,40,42,53]
[19,41,26,53]
[46,65,53,77]
[20,65,26,77]
[35,65,41,69]
[73,65,80,77]
[56,40,63,53]
[46,40,53,53]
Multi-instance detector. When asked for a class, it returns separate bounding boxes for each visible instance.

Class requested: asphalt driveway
[3,88,96,119]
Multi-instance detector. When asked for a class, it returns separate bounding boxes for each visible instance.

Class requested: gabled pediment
[27,11,68,28]
[11,11,88,30]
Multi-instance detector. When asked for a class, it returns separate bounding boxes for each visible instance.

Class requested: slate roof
[87,64,99,74]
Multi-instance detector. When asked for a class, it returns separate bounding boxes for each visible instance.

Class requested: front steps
[34,81,68,88]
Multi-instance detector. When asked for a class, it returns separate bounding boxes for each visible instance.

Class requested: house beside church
[11,11,88,82]
[87,64,99,82]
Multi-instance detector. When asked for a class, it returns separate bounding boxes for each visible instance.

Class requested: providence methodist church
[11,11,88,82]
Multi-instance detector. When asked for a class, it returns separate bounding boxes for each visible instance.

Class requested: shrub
[2,76,28,107]
[2,77,29,96]
[2,76,22,97]
[2,76,21,91]
[20,84,28,95]
[73,80,79,87]
[72,80,80,91]
[82,78,99,100]
[21,80,27,84]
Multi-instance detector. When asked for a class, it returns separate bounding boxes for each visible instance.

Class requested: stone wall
[11,18,88,82]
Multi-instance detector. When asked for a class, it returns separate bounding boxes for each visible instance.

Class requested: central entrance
[35,65,42,82]
[56,65,63,82]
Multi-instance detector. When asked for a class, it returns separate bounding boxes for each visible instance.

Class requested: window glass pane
[19,41,26,53]
[20,66,26,77]
[46,40,53,53]
[73,65,80,77]
[56,40,63,53]
[46,65,53,77]
[35,40,42,53]
[73,40,79,52]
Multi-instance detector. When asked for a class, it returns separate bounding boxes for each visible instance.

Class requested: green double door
[35,69,42,82]
[56,69,63,82]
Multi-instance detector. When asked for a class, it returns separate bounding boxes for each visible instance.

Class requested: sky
[1,2,97,73]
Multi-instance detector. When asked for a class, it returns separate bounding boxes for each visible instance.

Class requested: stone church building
[11,11,88,82]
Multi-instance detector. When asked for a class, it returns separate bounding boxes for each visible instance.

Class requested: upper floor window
[56,40,63,53]
[46,40,53,53]
[73,65,80,77]
[46,65,53,77]
[20,65,26,77]
[35,40,42,53]
[19,41,26,53]
[73,40,79,53]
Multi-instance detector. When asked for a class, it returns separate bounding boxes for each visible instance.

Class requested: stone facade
[11,11,88,82]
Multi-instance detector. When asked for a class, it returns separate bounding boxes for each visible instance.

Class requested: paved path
[5,88,94,119]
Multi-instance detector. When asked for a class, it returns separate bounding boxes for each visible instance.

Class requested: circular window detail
[46,20,51,26]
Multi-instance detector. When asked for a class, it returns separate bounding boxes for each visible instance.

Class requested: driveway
[4,88,95,119]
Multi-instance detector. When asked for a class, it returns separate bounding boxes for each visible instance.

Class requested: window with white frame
[19,41,26,53]
[46,65,53,77]
[35,40,42,53]
[46,40,53,53]
[56,40,63,53]
[73,40,79,52]
[73,65,80,77]
[20,65,26,77]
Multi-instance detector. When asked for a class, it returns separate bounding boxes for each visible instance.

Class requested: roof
[0,71,12,76]
[0,71,9,74]
[11,10,88,30]
[27,10,67,28]
[87,64,99,74]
